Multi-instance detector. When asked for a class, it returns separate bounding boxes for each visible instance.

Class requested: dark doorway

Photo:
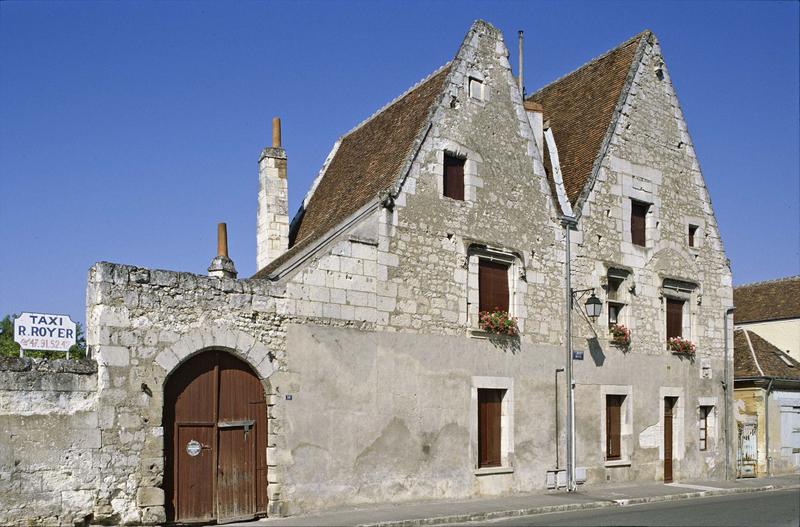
[164,350,268,523]
[664,397,677,483]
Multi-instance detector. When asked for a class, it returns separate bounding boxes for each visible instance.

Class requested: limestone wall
[0,357,99,526]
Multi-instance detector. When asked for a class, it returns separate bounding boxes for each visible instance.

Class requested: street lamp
[583,292,602,320]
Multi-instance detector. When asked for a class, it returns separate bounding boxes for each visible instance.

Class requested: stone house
[733,276,800,362]
[0,20,734,526]
[733,328,800,477]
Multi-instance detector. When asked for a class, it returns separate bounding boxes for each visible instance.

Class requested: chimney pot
[208,222,237,279]
[217,222,229,258]
[272,117,282,148]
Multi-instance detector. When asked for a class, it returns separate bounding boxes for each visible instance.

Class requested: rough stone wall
[0,357,99,526]
[568,35,733,482]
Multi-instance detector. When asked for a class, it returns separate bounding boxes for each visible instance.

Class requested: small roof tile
[734,276,800,324]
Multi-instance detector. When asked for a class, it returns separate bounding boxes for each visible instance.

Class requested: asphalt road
[454,488,800,526]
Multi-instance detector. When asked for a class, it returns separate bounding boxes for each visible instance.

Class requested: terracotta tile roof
[734,328,800,380]
[527,32,646,206]
[253,65,450,279]
[734,276,800,324]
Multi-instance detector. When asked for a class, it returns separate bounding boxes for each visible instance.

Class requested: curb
[358,485,784,527]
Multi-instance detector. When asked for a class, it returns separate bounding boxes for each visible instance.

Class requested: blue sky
[1,0,798,325]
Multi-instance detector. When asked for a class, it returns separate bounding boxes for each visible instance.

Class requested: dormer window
[443,153,465,201]
[469,77,484,101]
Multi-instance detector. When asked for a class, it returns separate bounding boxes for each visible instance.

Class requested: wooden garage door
[165,350,268,523]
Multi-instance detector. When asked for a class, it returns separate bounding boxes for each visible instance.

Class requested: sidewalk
[241,474,800,527]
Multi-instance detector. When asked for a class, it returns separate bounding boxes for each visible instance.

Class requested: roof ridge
[734,275,800,289]
[741,328,765,377]
[339,61,452,140]
[527,30,651,99]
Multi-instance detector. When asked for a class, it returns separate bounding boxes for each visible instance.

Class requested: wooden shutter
[606,395,623,460]
[688,225,697,247]
[631,201,648,246]
[443,155,465,200]
[479,260,510,313]
[478,389,503,467]
[666,299,684,340]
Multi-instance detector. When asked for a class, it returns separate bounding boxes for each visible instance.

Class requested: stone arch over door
[164,349,269,523]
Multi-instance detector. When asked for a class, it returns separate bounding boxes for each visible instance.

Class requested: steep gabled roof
[527,31,647,207]
[734,276,800,324]
[253,65,451,279]
[734,328,800,380]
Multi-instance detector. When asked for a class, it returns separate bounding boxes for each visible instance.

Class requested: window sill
[469,329,519,340]
[604,459,631,468]
[474,466,514,476]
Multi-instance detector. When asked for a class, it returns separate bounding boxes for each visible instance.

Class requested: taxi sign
[14,312,77,352]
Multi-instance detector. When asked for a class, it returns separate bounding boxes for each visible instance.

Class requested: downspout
[765,377,774,476]
[555,367,564,471]
[562,216,578,491]
[722,307,735,480]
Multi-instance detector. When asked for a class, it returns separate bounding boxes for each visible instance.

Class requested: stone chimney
[257,117,289,270]
[524,101,544,156]
[208,222,237,278]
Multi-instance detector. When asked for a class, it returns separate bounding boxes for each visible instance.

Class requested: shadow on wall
[588,337,605,366]
[489,334,521,354]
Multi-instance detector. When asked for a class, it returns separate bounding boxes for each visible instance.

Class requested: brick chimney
[208,223,237,278]
[257,117,289,270]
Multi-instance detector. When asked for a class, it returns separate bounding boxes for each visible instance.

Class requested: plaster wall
[0,358,99,526]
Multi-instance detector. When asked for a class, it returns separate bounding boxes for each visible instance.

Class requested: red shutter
[631,201,648,246]
[478,389,503,467]
[606,395,622,460]
[666,299,684,340]
[479,260,510,313]
[443,155,465,200]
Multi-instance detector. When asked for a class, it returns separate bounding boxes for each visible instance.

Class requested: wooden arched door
[164,350,268,523]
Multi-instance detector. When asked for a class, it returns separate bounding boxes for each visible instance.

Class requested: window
[608,302,624,330]
[469,77,484,101]
[631,200,649,247]
[699,406,712,451]
[688,224,698,247]
[443,153,465,201]
[479,259,509,313]
[666,298,684,340]
[478,388,504,467]
[606,395,624,460]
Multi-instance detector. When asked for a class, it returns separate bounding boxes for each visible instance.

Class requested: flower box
[667,336,696,354]
[478,309,519,337]
[609,324,631,347]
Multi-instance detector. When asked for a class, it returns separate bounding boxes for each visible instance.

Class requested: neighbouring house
[0,20,734,526]
[733,328,800,477]
[734,276,800,363]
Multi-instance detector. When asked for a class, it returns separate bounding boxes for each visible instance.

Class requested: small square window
[478,259,510,314]
[688,225,698,247]
[631,200,649,247]
[443,153,465,201]
[469,77,484,101]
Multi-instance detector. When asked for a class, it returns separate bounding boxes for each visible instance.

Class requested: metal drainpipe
[562,216,578,492]
[722,307,735,480]
[555,367,565,471]
[765,377,774,476]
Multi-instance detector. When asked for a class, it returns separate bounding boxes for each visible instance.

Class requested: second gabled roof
[734,328,800,380]
[527,31,647,207]
[734,276,800,324]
